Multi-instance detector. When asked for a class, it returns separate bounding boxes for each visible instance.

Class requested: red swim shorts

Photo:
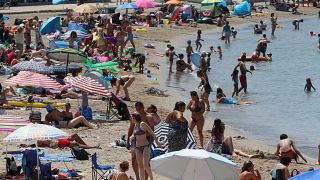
[58,139,70,148]
[239,75,247,86]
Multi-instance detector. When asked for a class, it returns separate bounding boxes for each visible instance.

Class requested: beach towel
[13,153,75,162]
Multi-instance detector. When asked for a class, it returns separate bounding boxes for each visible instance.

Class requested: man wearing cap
[233,54,252,94]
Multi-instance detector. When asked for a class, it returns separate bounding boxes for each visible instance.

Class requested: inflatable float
[144,43,155,49]
[8,101,65,108]
[237,56,271,62]
[135,28,147,32]
[191,53,201,68]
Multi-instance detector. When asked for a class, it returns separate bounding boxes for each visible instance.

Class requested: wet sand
[0,6,319,179]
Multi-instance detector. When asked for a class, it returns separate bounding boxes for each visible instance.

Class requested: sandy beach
[0,4,319,179]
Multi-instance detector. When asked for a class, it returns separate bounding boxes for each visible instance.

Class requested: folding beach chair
[106,92,131,121]
[91,153,114,180]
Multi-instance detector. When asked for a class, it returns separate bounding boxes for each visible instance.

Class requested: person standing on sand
[238,161,261,180]
[124,21,135,49]
[275,134,307,163]
[187,91,206,148]
[270,13,278,36]
[233,54,252,94]
[127,102,154,180]
[270,157,291,180]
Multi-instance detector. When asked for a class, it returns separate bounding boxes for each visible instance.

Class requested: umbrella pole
[66,53,70,76]
[36,143,40,180]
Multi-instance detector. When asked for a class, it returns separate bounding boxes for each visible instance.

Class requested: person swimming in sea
[304,77,316,92]
[216,93,252,105]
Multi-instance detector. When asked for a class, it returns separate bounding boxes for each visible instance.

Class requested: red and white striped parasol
[5,71,62,93]
[64,76,110,97]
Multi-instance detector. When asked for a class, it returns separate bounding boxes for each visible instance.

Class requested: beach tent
[200,4,223,17]
[52,0,66,5]
[233,1,251,16]
[181,5,193,19]
[170,6,182,21]
[40,16,62,35]
[67,22,87,33]
[201,0,221,5]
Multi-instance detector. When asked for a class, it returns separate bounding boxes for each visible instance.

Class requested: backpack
[71,147,90,160]
[29,111,41,123]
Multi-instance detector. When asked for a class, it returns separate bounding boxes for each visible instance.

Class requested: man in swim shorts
[233,55,252,94]
[124,21,135,49]
[275,134,307,163]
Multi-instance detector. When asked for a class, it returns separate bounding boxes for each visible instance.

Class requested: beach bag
[205,138,222,154]
[71,147,90,160]
[29,111,41,123]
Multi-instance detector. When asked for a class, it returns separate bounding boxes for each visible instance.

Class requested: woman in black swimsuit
[197,70,212,111]
[187,91,206,148]
[130,114,161,180]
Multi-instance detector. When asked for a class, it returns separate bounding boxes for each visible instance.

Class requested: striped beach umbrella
[5,71,62,93]
[151,122,196,154]
[64,75,110,97]
[12,61,53,75]
[0,119,32,133]
[3,124,69,142]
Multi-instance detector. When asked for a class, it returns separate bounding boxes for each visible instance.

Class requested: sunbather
[37,133,100,149]
[45,103,97,129]
[0,83,17,109]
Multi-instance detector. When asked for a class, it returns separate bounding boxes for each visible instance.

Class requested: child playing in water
[259,20,267,31]
[186,40,194,64]
[304,78,316,92]
[168,46,177,73]
[217,46,222,59]
[231,27,237,38]
[209,46,215,54]
[292,19,303,30]
[165,44,171,57]
[195,30,204,52]
[231,69,239,97]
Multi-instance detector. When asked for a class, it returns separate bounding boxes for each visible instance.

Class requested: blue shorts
[127,34,134,41]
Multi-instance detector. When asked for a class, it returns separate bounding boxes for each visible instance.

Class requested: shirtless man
[106,19,114,37]
[127,101,154,180]
[270,13,278,36]
[275,134,307,163]
[233,55,252,94]
[238,161,261,180]
[124,21,135,49]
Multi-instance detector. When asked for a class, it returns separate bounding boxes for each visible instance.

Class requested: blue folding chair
[91,153,114,180]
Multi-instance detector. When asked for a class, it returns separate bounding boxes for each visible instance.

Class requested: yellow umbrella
[165,0,181,4]
[74,4,98,13]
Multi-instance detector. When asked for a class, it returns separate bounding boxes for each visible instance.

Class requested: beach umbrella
[67,22,87,33]
[134,0,155,9]
[165,0,181,4]
[151,149,239,180]
[116,3,138,11]
[4,124,69,142]
[84,71,109,89]
[5,71,62,93]
[201,0,221,3]
[64,75,110,97]
[4,124,69,179]
[61,30,89,40]
[40,16,62,35]
[0,118,31,133]
[12,61,53,75]
[47,48,87,75]
[74,4,98,14]
[151,122,196,154]
[289,170,320,180]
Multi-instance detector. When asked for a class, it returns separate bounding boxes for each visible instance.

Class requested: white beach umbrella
[151,149,239,180]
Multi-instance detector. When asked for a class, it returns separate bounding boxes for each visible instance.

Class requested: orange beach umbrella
[165,0,181,4]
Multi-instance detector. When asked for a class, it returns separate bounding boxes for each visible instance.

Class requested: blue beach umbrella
[288,170,320,180]
[115,3,138,11]
[40,16,62,35]
[52,0,66,5]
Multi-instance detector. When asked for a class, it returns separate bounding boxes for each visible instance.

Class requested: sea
[161,17,320,160]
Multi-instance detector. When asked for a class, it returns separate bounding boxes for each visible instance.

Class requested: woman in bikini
[110,75,135,101]
[130,114,161,180]
[187,91,205,148]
